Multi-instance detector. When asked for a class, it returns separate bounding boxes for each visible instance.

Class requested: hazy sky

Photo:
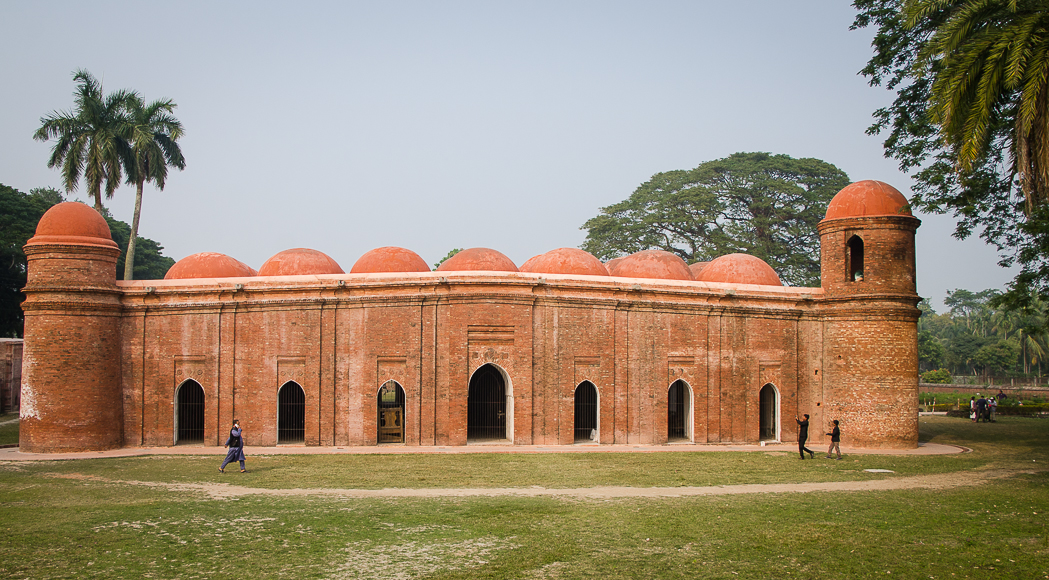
[0,1,1015,310]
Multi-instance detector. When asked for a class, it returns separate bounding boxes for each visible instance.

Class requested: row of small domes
[27,180,913,287]
[164,246,784,286]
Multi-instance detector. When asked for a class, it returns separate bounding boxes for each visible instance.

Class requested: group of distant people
[969,393,999,423]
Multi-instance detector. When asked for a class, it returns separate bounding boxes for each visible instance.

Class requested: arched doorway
[668,380,691,442]
[176,380,204,444]
[574,381,599,443]
[468,364,507,441]
[377,380,405,443]
[278,381,305,444]
[759,383,779,441]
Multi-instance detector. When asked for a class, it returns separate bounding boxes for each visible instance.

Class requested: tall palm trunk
[123,180,144,280]
[93,186,104,213]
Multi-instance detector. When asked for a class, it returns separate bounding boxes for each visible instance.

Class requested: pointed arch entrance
[668,379,692,442]
[574,381,598,443]
[759,383,779,441]
[278,381,305,444]
[377,380,406,443]
[468,364,508,442]
[175,380,204,444]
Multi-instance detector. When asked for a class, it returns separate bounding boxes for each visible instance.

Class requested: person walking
[825,419,842,460]
[796,414,815,459]
[220,419,246,473]
[989,397,997,422]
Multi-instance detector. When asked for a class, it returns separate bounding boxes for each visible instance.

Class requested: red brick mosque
[18,180,921,453]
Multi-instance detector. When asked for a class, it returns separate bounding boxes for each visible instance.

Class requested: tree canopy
[33,70,136,212]
[852,0,1049,308]
[918,289,1047,377]
[580,152,850,286]
[0,184,175,337]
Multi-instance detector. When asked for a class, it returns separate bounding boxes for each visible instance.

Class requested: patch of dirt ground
[42,466,1040,501]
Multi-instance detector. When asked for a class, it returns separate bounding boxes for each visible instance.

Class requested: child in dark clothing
[825,420,841,460]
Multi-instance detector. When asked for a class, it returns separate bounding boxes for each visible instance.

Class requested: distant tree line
[0,183,174,337]
[919,289,1049,378]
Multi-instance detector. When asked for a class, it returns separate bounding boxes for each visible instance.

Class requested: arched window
[377,380,405,443]
[848,235,864,282]
[176,380,204,444]
[468,364,507,441]
[668,380,692,442]
[574,381,598,443]
[277,381,305,444]
[759,383,779,441]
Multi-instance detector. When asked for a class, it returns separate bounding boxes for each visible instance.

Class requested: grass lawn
[0,413,18,446]
[0,416,1047,579]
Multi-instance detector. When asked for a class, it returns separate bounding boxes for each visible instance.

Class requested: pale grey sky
[0,1,1014,310]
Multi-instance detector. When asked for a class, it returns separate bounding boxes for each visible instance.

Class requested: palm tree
[905,0,1049,213]
[122,95,185,280]
[33,70,135,212]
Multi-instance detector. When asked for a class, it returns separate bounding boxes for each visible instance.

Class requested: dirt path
[44,467,1037,501]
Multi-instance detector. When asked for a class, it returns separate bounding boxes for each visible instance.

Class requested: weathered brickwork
[20,181,923,452]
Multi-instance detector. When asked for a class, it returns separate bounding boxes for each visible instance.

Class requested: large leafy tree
[123,95,185,280]
[580,152,850,286]
[852,1,1049,308]
[33,70,135,212]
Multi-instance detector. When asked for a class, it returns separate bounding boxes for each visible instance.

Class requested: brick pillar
[817,183,922,449]
[19,203,123,453]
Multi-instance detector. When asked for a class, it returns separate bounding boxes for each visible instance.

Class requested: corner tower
[20,202,124,452]
[817,181,921,448]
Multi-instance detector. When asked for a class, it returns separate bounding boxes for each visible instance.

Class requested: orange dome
[436,247,518,272]
[258,248,344,276]
[605,256,626,272]
[351,246,430,273]
[689,261,709,279]
[608,250,693,281]
[695,253,782,286]
[165,252,257,280]
[824,180,912,220]
[26,202,118,248]
[520,248,609,276]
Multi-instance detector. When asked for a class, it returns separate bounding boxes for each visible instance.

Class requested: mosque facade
[18,180,921,453]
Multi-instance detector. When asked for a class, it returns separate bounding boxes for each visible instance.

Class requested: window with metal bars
[467,364,506,441]
[377,380,405,443]
[176,380,205,444]
[278,381,305,444]
[668,380,689,441]
[574,381,598,442]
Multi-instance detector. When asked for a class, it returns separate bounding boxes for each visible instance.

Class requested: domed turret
[436,248,518,272]
[520,248,608,276]
[607,250,693,281]
[350,247,430,273]
[21,202,123,452]
[26,202,118,249]
[259,248,343,276]
[824,180,911,221]
[695,254,782,286]
[818,180,921,296]
[165,252,257,280]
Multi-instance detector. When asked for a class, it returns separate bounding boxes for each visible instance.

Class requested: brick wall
[20,214,922,452]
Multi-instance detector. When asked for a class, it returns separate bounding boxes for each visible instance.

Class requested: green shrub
[920,369,952,384]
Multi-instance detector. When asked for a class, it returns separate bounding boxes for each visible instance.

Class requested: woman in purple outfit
[220,419,246,473]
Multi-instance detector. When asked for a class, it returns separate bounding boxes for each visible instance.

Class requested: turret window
[847,235,864,282]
